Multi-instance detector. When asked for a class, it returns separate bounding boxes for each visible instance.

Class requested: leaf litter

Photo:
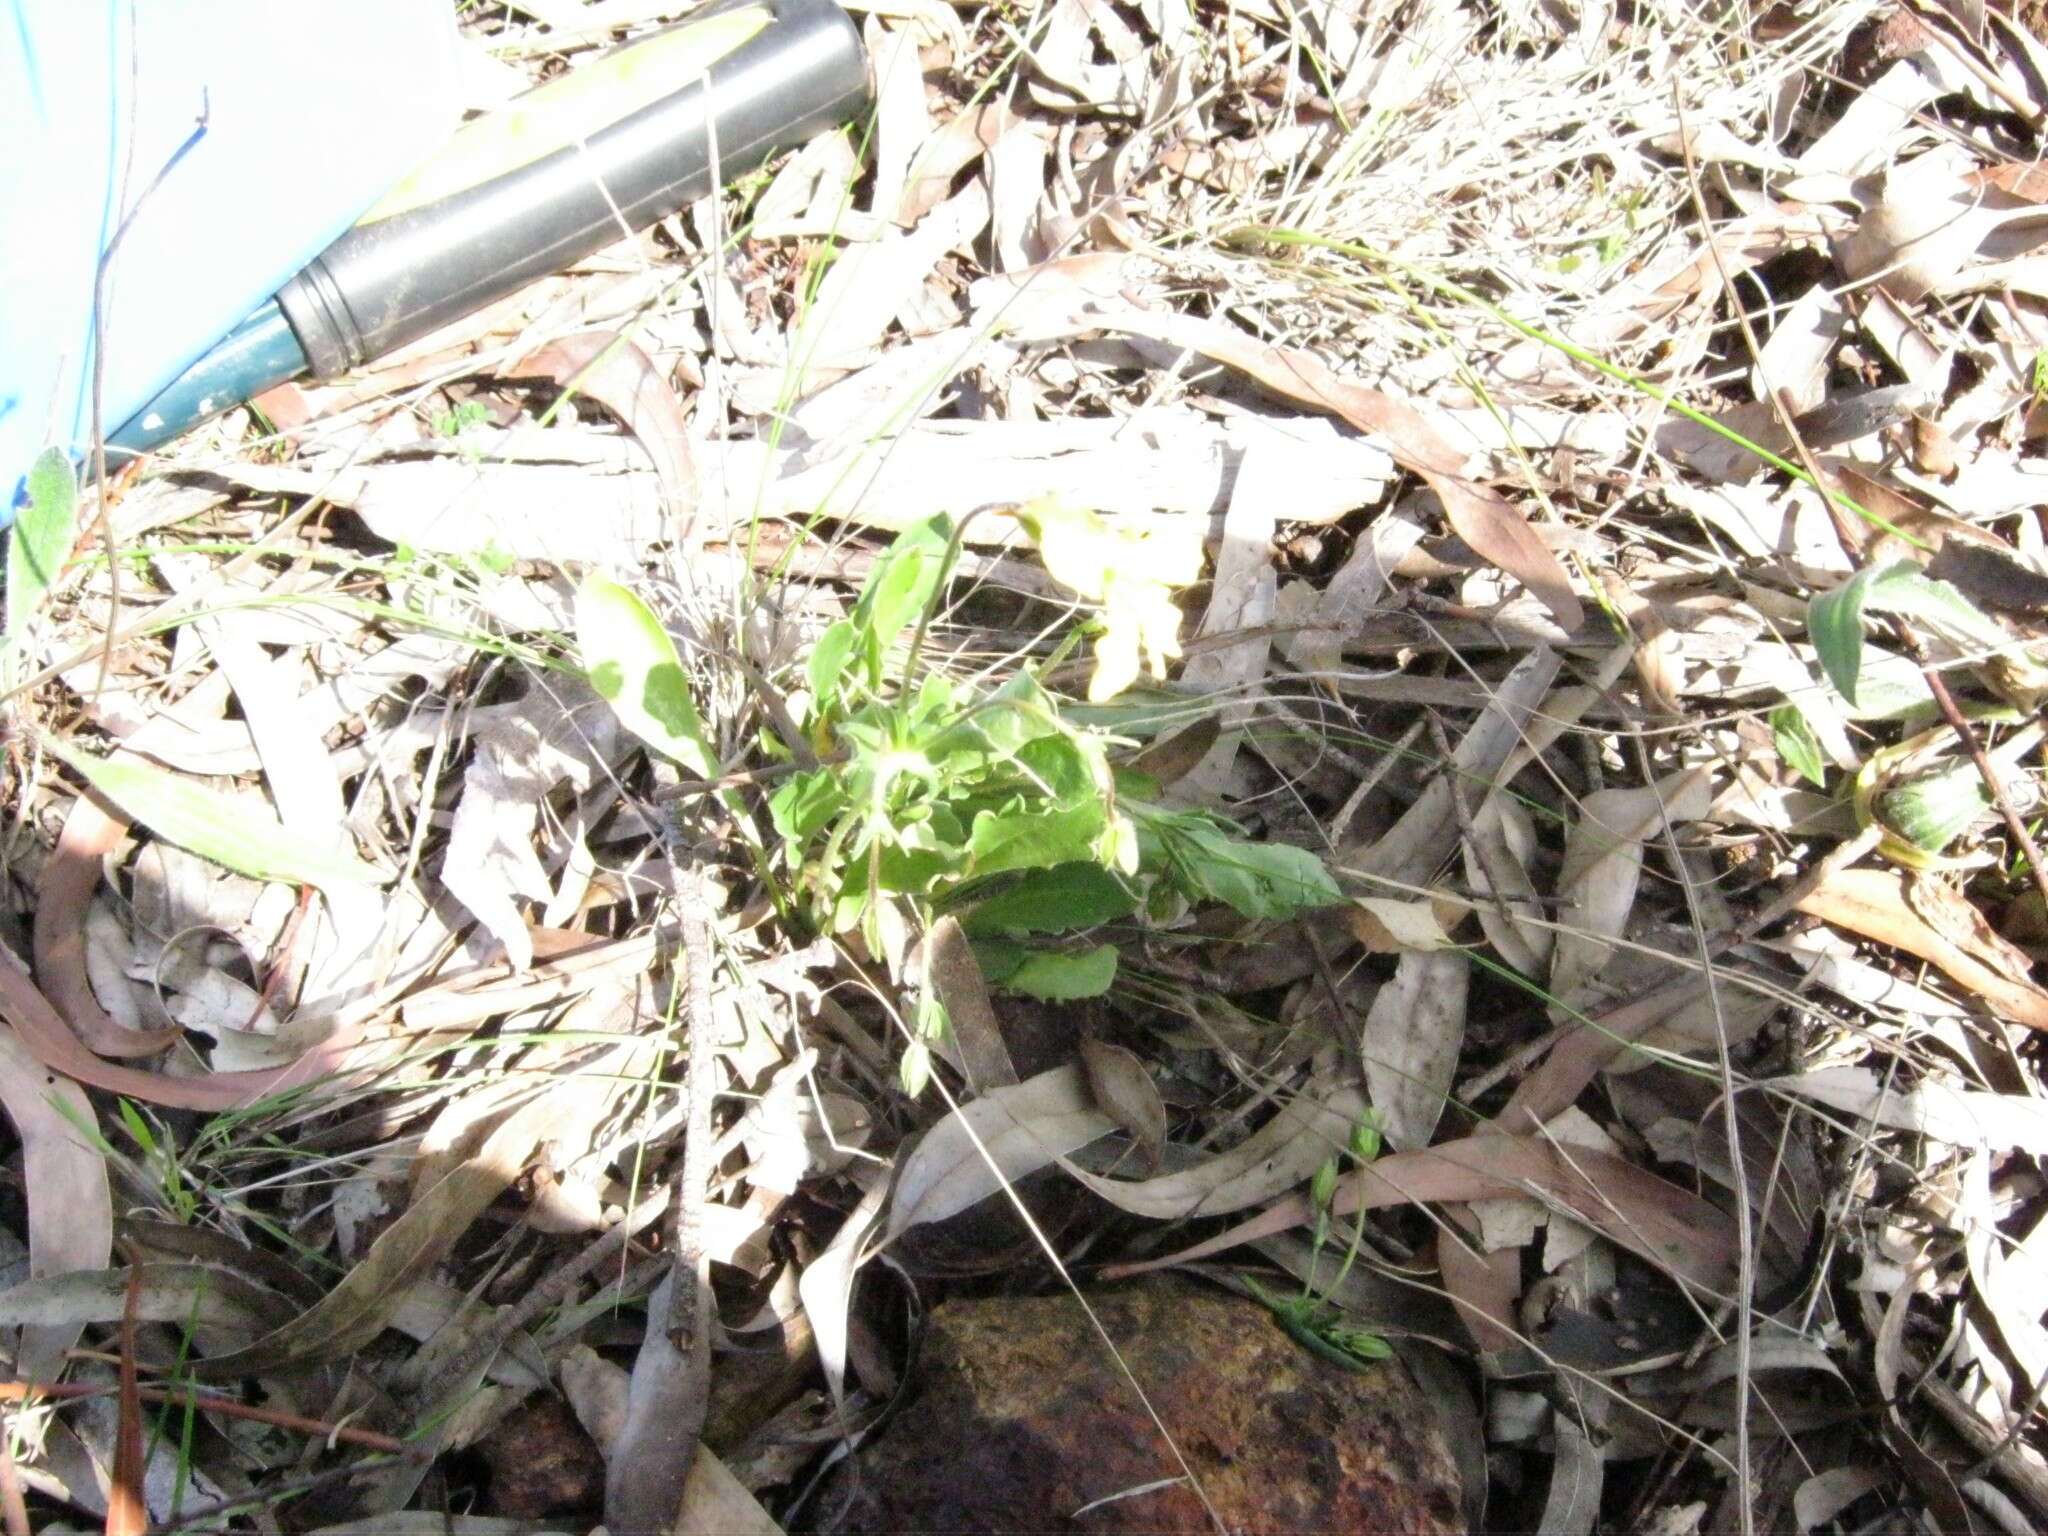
[8,0,2048,1532]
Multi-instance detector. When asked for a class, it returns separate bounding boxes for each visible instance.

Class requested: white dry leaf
[1858,286,1952,393]
[83,897,151,1032]
[799,1173,888,1407]
[794,183,991,380]
[193,610,346,843]
[753,128,865,240]
[1027,0,1144,114]
[674,1444,789,1536]
[1058,1082,1369,1219]
[701,409,1394,535]
[1350,645,1560,884]
[786,329,990,451]
[1549,765,1716,1008]
[1360,947,1469,1152]
[1975,1200,2048,1393]
[1760,1064,2048,1157]
[1837,145,2048,302]
[1789,57,1958,185]
[886,1065,1117,1237]
[1793,1467,1887,1534]
[1751,285,1845,415]
[1463,792,1552,978]
[1470,1106,1620,1270]
[988,125,1053,272]
[226,445,668,565]
[1283,505,1423,675]
[864,17,929,223]
[442,687,619,973]
[1769,930,1972,1019]
[560,1342,632,1455]
[1172,442,1280,804]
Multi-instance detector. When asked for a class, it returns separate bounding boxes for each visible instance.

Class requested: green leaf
[48,741,390,892]
[574,572,715,778]
[958,864,1140,935]
[851,515,954,674]
[808,618,857,708]
[1769,703,1828,787]
[967,798,1108,878]
[1809,565,1880,706]
[1810,560,2013,709]
[1005,944,1118,999]
[8,449,76,644]
[769,770,848,842]
[1148,813,1340,919]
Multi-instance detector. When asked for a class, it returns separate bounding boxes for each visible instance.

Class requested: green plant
[1242,1111,1392,1371]
[4,448,78,682]
[575,503,1342,1094]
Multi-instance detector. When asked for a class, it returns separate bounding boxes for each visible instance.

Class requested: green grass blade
[46,739,391,892]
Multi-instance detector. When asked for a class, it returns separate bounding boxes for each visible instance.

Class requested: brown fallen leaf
[503,331,697,529]
[36,796,182,1058]
[1105,1134,1739,1298]
[188,1070,593,1379]
[1099,310,1585,630]
[3,876,370,1112]
[1078,1036,1167,1170]
[1796,866,2048,1031]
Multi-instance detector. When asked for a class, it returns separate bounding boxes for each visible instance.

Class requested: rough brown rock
[815,1275,1465,1534]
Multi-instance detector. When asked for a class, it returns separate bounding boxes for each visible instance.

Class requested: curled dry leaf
[0,934,368,1112]
[1348,895,1463,953]
[36,796,181,1057]
[1794,865,2048,1030]
[1108,1133,1740,1299]
[503,331,697,525]
[886,1065,1116,1238]
[1078,1036,1167,1168]
[1462,793,1551,978]
[918,916,1019,1093]
[1056,1082,1368,1220]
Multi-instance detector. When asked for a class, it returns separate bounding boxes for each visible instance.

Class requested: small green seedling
[1241,1110,1392,1371]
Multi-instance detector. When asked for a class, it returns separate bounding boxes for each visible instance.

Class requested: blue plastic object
[0,0,462,523]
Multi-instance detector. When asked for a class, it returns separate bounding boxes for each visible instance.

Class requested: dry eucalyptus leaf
[886,1065,1116,1238]
[1078,1037,1167,1168]
[1549,765,1716,1007]
[1056,1081,1368,1219]
[1360,947,1469,1152]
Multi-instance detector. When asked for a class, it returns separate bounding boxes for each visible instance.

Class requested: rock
[814,1275,1465,1534]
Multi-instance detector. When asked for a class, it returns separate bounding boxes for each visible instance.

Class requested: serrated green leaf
[1005,944,1118,999]
[8,449,76,644]
[48,741,389,892]
[574,571,715,778]
[967,798,1108,877]
[1769,703,1828,787]
[957,863,1140,935]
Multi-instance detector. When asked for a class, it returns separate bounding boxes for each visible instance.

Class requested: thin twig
[0,1381,419,1459]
